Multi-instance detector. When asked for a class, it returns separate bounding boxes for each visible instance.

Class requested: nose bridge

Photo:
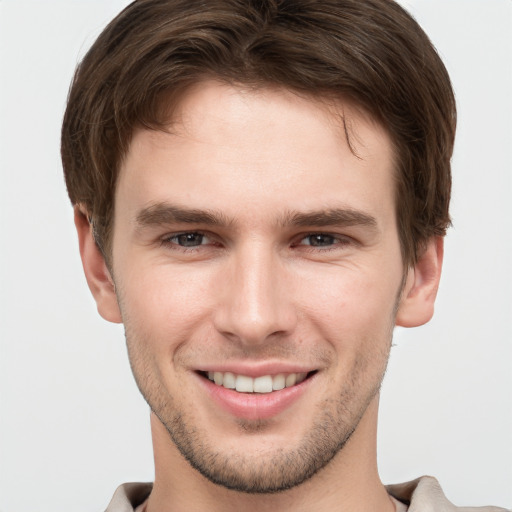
[214,240,296,344]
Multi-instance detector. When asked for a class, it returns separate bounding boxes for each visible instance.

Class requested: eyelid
[294,232,354,247]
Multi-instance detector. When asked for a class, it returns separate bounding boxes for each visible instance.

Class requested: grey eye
[173,233,205,247]
[304,234,337,247]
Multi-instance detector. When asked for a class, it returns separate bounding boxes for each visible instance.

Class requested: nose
[212,244,298,346]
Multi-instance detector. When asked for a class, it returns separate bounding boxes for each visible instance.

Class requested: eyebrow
[280,209,378,229]
[135,202,232,229]
[135,202,378,231]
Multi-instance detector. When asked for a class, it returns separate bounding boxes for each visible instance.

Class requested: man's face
[111,81,405,492]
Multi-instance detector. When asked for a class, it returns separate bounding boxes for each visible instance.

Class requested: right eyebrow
[134,202,232,230]
[282,208,378,230]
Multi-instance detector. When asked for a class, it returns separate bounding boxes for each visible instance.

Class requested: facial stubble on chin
[124,322,395,495]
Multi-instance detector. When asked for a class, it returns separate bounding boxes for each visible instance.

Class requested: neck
[146,396,393,512]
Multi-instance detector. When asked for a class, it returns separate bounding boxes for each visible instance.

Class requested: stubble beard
[125,329,393,495]
[157,384,380,494]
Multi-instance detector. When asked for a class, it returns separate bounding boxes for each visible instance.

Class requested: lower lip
[197,373,314,421]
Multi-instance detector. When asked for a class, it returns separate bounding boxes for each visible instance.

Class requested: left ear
[395,237,444,328]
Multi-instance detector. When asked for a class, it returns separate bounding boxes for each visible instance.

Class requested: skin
[76,81,443,512]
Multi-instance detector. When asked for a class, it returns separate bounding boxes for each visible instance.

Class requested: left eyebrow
[135,202,233,230]
[280,208,378,231]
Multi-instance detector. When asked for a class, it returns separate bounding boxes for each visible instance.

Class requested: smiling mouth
[199,371,316,394]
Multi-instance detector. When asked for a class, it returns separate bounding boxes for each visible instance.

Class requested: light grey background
[0,1,511,511]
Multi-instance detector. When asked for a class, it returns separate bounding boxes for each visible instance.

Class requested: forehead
[162,81,389,161]
[116,81,395,228]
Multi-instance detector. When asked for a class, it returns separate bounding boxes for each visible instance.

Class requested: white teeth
[285,373,297,387]
[235,375,254,392]
[272,374,285,391]
[222,372,236,389]
[206,371,310,393]
[253,375,273,393]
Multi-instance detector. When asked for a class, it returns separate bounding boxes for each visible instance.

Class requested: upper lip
[195,362,318,378]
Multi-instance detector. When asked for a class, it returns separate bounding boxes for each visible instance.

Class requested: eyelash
[161,231,215,251]
[293,233,352,250]
[161,231,353,252]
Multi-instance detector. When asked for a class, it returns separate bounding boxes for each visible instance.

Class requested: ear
[395,237,444,328]
[74,206,122,323]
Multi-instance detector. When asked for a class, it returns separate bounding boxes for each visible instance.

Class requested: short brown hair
[61,0,456,267]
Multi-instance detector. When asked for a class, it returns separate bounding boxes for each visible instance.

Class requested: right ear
[74,206,122,323]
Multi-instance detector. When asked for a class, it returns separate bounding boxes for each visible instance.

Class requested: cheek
[296,263,401,340]
[118,264,214,349]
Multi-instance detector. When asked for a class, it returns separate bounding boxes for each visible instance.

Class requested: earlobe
[74,206,122,324]
[395,237,444,328]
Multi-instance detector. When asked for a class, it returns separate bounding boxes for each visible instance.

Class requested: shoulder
[104,482,153,512]
[386,476,510,512]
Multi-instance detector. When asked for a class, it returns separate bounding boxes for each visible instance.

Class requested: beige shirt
[386,477,510,512]
[105,476,510,512]
[391,495,409,512]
